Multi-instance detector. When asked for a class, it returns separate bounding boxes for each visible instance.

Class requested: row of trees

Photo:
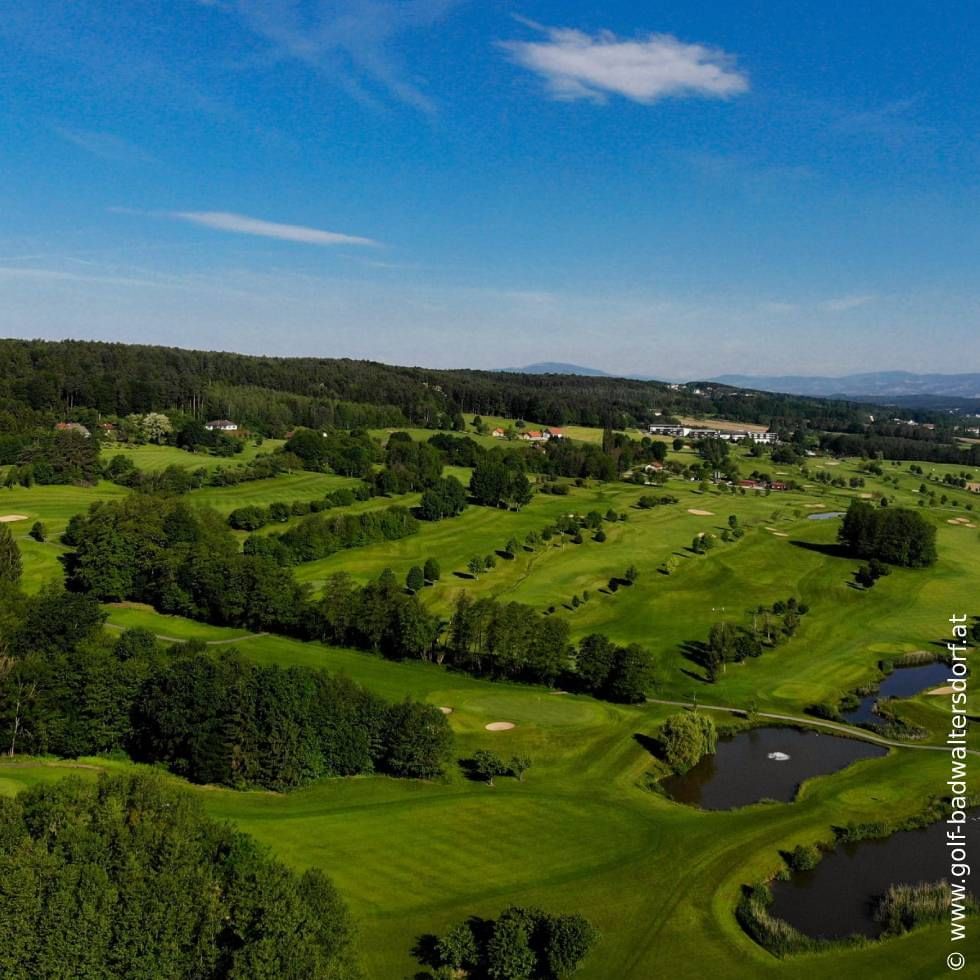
[228,486,361,530]
[432,906,598,979]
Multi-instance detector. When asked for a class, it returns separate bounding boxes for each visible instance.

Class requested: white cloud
[114,209,379,247]
[500,23,748,104]
[821,294,875,312]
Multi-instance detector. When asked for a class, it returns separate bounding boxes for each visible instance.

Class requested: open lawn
[99,439,286,471]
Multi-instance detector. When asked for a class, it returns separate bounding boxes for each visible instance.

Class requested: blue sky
[1,1,979,378]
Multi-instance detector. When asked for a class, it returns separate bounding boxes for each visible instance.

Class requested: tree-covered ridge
[0,336,872,433]
[0,773,361,979]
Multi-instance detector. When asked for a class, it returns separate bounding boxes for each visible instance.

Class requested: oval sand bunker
[485,722,515,731]
[0,515,28,523]
[438,706,453,715]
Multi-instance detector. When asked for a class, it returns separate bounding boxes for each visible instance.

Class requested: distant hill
[711,371,980,402]
[501,362,613,377]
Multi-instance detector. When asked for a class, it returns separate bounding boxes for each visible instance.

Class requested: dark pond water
[842,662,951,725]
[662,726,887,810]
[807,511,846,520]
[771,811,979,939]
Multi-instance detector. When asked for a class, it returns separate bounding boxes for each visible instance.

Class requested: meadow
[2,422,978,977]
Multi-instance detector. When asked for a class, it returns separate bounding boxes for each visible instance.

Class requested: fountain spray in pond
[767,752,791,761]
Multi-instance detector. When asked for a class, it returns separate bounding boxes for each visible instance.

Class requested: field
[99,439,286,471]
[2,425,979,977]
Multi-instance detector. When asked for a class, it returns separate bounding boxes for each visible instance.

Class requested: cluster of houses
[647,424,779,444]
[54,422,91,438]
[491,426,565,442]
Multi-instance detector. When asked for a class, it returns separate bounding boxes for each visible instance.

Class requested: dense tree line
[819,431,980,465]
[366,431,443,494]
[248,506,421,565]
[134,652,452,788]
[469,456,534,509]
[65,496,311,632]
[284,428,379,477]
[0,585,452,790]
[838,500,938,567]
[0,773,361,979]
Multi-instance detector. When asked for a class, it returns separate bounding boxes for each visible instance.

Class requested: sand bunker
[687,508,714,516]
[771,532,788,537]
[926,686,954,696]
[0,515,28,523]
[859,493,873,499]
[438,706,453,715]
[804,504,825,509]
[485,722,515,732]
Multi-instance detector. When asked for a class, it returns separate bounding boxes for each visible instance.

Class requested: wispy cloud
[821,294,876,312]
[500,21,748,104]
[113,208,380,246]
[54,126,156,163]
[223,0,460,111]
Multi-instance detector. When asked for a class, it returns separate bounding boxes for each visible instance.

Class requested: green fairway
[2,689,975,979]
[4,442,979,978]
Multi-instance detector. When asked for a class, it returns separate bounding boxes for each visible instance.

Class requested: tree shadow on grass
[679,640,713,684]
[453,571,476,580]
[457,758,488,783]
[411,934,441,971]
[788,539,850,559]
[633,732,664,761]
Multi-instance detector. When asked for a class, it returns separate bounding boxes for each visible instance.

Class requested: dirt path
[645,697,980,757]
[104,623,267,646]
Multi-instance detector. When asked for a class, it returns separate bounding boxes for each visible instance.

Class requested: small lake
[807,511,846,520]
[662,726,887,810]
[771,811,979,939]
[842,662,950,725]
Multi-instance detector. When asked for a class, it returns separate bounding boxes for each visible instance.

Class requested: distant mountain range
[501,362,615,377]
[710,371,980,403]
[500,365,980,409]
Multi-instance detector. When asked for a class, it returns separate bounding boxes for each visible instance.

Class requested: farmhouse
[54,422,91,438]
[967,481,980,494]
[544,427,565,440]
[519,430,547,442]
[491,427,506,438]
[205,419,239,432]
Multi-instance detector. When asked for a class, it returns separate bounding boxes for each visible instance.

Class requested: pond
[807,511,846,520]
[661,726,887,810]
[770,811,979,939]
[842,661,950,725]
